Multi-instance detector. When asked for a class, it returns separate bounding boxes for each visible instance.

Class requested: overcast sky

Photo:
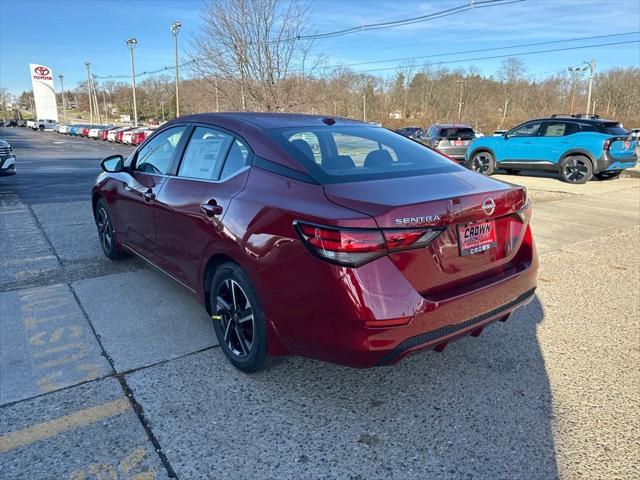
[1,0,638,95]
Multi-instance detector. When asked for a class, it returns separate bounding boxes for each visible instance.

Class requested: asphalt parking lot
[1,127,638,480]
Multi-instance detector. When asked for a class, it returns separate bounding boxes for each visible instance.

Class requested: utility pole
[85,62,93,123]
[102,90,108,124]
[92,74,101,123]
[59,74,67,124]
[585,59,596,115]
[241,85,246,111]
[126,37,138,126]
[215,77,219,112]
[171,21,182,117]
[363,93,366,122]
[456,79,465,122]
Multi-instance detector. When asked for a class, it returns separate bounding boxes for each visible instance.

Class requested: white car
[32,119,58,131]
[122,127,145,145]
[88,126,109,139]
[107,126,130,142]
[26,120,36,129]
[58,124,70,134]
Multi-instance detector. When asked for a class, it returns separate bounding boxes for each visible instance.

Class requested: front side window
[509,121,542,137]
[178,127,233,180]
[268,126,460,184]
[135,126,186,175]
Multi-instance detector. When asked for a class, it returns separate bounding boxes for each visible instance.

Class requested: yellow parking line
[0,397,130,453]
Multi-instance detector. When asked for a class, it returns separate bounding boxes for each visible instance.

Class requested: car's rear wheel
[467,151,495,175]
[210,263,270,373]
[594,170,622,180]
[560,156,593,184]
[94,198,126,260]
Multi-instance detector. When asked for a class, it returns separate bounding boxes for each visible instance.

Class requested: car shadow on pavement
[128,295,557,479]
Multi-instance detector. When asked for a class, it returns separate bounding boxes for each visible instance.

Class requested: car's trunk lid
[323,171,529,297]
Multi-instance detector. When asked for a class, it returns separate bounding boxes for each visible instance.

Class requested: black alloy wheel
[560,156,593,184]
[94,198,125,260]
[210,263,270,373]
[468,151,495,175]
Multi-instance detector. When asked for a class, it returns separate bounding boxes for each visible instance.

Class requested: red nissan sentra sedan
[92,113,538,372]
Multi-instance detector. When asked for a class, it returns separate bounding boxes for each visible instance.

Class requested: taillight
[294,221,443,267]
[516,198,532,224]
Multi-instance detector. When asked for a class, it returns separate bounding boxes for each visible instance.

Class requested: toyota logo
[482,197,495,216]
[34,66,50,76]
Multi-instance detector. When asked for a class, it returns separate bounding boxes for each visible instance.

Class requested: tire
[94,198,126,260]
[210,262,270,373]
[594,170,622,180]
[559,155,593,184]
[38,125,44,132]
[467,151,496,176]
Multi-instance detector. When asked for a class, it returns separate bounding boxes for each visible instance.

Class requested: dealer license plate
[458,220,497,256]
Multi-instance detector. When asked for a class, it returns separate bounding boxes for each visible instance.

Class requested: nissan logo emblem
[482,198,495,216]
[34,66,50,76]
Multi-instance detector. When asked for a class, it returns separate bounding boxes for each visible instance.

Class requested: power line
[270,0,524,44]
[321,39,639,76]
[315,31,640,71]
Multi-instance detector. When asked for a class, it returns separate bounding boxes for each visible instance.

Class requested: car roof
[430,123,473,128]
[170,112,370,130]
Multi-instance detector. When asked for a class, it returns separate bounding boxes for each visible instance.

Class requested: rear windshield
[268,126,461,184]
[600,122,628,135]
[438,127,475,139]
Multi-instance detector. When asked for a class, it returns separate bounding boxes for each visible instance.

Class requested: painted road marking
[70,447,157,480]
[0,397,130,453]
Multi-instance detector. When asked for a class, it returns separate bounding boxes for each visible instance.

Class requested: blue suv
[465,114,638,184]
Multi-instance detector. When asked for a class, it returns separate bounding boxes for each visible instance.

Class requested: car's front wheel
[560,156,593,184]
[210,262,270,373]
[594,170,622,180]
[94,198,126,260]
[467,151,495,176]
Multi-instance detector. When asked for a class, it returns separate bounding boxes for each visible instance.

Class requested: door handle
[200,201,223,218]
[143,189,156,202]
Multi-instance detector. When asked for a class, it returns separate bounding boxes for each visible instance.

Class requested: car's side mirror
[101,154,125,173]
[503,132,510,139]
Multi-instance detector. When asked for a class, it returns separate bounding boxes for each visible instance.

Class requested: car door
[535,121,578,164]
[497,120,543,163]
[153,125,252,288]
[116,125,187,260]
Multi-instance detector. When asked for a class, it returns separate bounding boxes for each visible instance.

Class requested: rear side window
[543,122,578,137]
[178,127,233,180]
[220,139,250,180]
[438,128,474,139]
[268,126,460,184]
[600,122,628,135]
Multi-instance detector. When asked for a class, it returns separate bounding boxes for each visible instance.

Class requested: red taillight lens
[383,228,444,251]
[295,221,442,267]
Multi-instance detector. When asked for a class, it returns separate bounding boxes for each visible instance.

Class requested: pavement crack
[27,203,63,267]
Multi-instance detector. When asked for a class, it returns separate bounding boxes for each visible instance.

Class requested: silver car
[423,124,475,162]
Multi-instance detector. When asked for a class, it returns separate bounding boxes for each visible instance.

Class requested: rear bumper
[597,151,638,172]
[273,226,538,368]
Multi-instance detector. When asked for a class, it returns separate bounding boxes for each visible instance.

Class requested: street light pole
[585,59,596,115]
[126,37,138,126]
[171,21,182,118]
[456,79,465,122]
[85,62,93,123]
[59,74,67,124]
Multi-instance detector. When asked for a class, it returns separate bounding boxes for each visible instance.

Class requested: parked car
[7,119,18,127]
[58,124,70,134]
[26,120,36,129]
[131,128,154,146]
[32,119,58,131]
[99,126,119,141]
[115,127,136,143]
[92,112,537,372]
[107,127,128,142]
[423,124,476,162]
[69,125,86,136]
[17,120,27,127]
[395,126,424,139]
[629,128,640,141]
[466,114,638,183]
[121,127,146,145]
[88,126,110,139]
[0,139,16,176]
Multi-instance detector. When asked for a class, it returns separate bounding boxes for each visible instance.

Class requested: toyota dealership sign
[29,63,59,122]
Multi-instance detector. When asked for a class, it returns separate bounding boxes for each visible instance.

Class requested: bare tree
[191,0,319,111]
